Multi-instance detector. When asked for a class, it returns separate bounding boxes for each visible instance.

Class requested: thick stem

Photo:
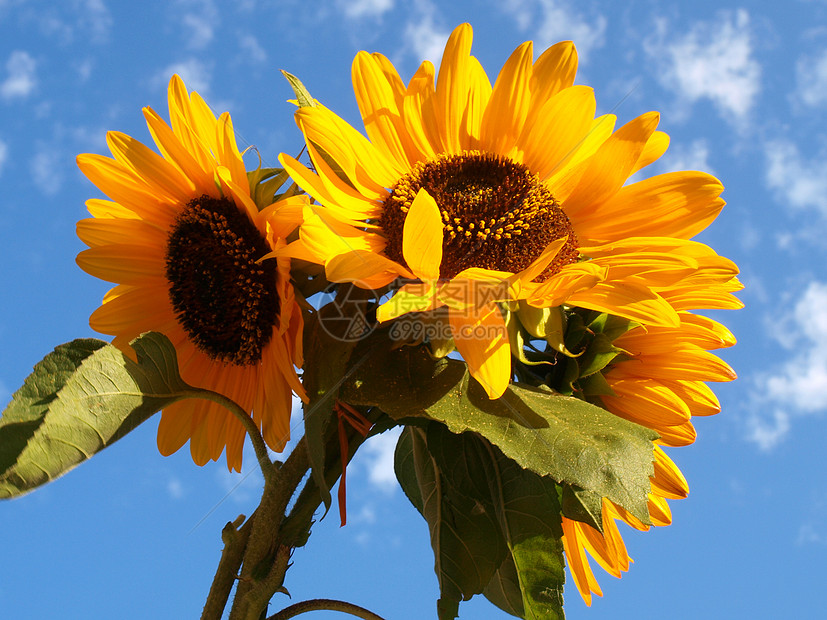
[229,438,311,620]
[267,599,386,620]
[201,515,253,620]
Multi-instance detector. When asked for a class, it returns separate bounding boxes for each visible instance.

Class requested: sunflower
[560,307,737,604]
[278,23,740,602]
[76,75,306,472]
[279,23,738,401]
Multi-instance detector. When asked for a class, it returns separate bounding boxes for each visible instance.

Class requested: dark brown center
[379,151,579,280]
[165,195,278,366]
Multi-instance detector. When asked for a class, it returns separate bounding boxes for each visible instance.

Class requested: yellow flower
[561,308,737,604]
[76,75,306,472]
[279,23,738,401]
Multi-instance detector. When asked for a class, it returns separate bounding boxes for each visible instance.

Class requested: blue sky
[2,0,826,618]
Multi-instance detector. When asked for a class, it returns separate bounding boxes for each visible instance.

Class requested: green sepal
[280,69,317,108]
[247,166,294,209]
[576,332,622,378]
[0,332,198,499]
[578,371,616,398]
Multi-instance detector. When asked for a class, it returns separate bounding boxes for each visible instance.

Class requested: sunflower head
[380,150,579,280]
[76,75,307,471]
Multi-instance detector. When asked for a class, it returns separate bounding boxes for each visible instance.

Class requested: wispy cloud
[657,139,714,175]
[337,0,394,19]
[645,9,760,125]
[153,59,212,95]
[502,0,606,63]
[0,139,8,177]
[239,34,267,64]
[359,427,402,493]
[73,0,112,43]
[1,50,37,101]
[173,0,218,50]
[167,477,185,500]
[29,147,64,196]
[796,47,827,108]
[748,281,827,450]
[402,1,450,66]
[765,138,827,217]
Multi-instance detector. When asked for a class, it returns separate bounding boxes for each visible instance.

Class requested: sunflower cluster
[75,23,739,612]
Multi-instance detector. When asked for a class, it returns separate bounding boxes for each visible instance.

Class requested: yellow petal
[564,111,660,221]
[566,280,680,328]
[572,171,726,243]
[352,51,411,170]
[435,23,474,153]
[480,40,533,155]
[77,245,167,285]
[376,282,439,322]
[403,188,444,281]
[325,249,407,288]
[449,303,510,399]
[516,85,596,179]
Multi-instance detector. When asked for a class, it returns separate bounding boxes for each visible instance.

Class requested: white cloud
[749,281,827,450]
[503,0,606,63]
[1,50,37,101]
[403,3,450,66]
[154,59,212,95]
[239,34,267,64]
[765,139,827,216]
[657,139,714,175]
[360,427,402,493]
[175,0,218,50]
[645,10,760,124]
[0,139,7,177]
[29,147,63,196]
[796,48,827,108]
[338,0,393,19]
[167,477,184,500]
[73,0,112,43]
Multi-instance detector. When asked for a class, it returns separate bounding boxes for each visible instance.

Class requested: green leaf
[344,346,657,524]
[280,70,316,108]
[300,287,377,512]
[428,426,566,620]
[0,333,196,499]
[394,426,508,617]
[561,485,603,533]
[397,422,567,619]
[300,306,359,512]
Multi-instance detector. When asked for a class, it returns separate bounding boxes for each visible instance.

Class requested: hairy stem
[229,438,311,620]
[201,515,253,620]
[190,388,276,483]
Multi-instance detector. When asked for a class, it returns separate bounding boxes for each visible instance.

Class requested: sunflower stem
[229,438,311,620]
[201,514,253,620]
[267,599,386,620]
[189,388,277,483]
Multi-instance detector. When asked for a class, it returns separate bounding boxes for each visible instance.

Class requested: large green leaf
[394,426,508,620]
[426,425,566,620]
[397,422,567,619]
[0,332,196,499]
[343,345,657,524]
